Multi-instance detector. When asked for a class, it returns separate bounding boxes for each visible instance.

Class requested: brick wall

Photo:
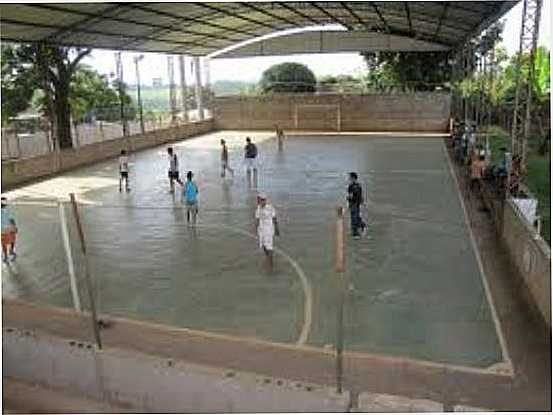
[213,93,451,132]
[1,119,214,190]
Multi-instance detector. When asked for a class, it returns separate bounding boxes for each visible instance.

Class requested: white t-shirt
[255,204,276,235]
[119,155,129,173]
[168,154,178,172]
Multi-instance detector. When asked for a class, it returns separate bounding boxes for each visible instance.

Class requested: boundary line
[194,223,313,346]
[441,141,513,375]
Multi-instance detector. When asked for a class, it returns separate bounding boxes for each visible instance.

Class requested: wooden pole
[58,201,81,312]
[69,193,102,349]
[335,206,346,394]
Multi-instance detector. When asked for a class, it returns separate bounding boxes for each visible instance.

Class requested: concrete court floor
[1,131,504,369]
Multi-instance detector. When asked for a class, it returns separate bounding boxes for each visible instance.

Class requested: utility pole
[134,54,145,134]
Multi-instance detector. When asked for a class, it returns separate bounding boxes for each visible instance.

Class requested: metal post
[168,55,177,124]
[69,193,102,349]
[511,0,543,167]
[115,52,128,137]
[58,201,81,312]
[179,55,189,122]
[335,206,346,394]
[203,56,211,117]
[193,56,204,121]
[134,55,145,134]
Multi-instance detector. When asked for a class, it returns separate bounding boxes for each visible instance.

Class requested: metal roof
[0,2,518,56]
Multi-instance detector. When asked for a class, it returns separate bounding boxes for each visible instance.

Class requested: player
[275,125,285,152]
[255,193,280,272]
[1,197,18,263]
[220,139,234,178]
[244,137,258,188]
[167,147,182,193]
[347,172,367,239]
[118,149,130,192]
[182,171,199,225]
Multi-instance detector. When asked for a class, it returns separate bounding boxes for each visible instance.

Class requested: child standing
[220,139,234,178]
[119,149,130,192]
[255,193,280,272]
[167,147,182,193]
[1,197,18,263]
[182,171,199,225]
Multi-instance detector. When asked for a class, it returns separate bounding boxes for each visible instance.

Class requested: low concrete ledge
[357,392,443,412]
[1,119,214,191]
[2,327,350,413]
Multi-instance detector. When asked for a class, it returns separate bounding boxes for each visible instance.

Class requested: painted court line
[193,223,313,346]
[441,141,513,375]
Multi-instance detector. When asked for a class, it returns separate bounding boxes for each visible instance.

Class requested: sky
[82,1,551,87]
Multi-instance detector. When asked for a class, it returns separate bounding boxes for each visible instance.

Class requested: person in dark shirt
[244,137,258,188]
[347,172,366,239]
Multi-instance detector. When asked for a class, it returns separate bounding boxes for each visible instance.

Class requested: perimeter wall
[213,93,451,132]
[1,119,214,190]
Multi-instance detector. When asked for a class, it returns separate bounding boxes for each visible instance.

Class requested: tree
[259,63,316,93]
[1,43,91,149]
[1,44,37,124]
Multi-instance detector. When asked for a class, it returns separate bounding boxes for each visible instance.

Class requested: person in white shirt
[255,192,280,273]
[167,147,183,193]
[118,149,130,192]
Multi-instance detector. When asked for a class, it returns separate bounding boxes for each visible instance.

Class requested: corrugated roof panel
[0,22,56,41]
[0,2,519,55]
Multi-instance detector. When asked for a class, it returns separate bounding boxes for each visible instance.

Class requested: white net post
[58,200,81,312]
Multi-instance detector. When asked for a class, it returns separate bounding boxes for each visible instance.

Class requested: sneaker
[10,252,16,261]
[2,255,8,264]
[353,234,361,240]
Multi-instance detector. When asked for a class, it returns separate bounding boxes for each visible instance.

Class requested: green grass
[487,126,550,244]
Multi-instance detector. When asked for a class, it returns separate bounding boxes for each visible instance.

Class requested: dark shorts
[120,171,128,179]
[168,171,179,180]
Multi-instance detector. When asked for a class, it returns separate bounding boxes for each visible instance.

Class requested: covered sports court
[2,130,507,370]
[1,1,549,412]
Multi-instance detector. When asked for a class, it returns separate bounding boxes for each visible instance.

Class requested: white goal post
[293,104,342,132]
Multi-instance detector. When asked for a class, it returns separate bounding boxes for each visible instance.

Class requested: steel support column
[511,0,542,166]
[193,56,204,121]
[179,55,188,122]
[167,56,177,124]
[115,52,128,137]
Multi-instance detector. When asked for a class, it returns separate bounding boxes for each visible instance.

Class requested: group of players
[1,128,367,270]
[116,128,367,272]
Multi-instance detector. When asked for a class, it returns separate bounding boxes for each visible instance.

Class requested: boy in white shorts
[255,193,279,273]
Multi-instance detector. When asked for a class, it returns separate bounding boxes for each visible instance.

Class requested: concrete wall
[502,199,551,328]
[1,119,214,190]
[214,93,451,132]
[2,327,350,413]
